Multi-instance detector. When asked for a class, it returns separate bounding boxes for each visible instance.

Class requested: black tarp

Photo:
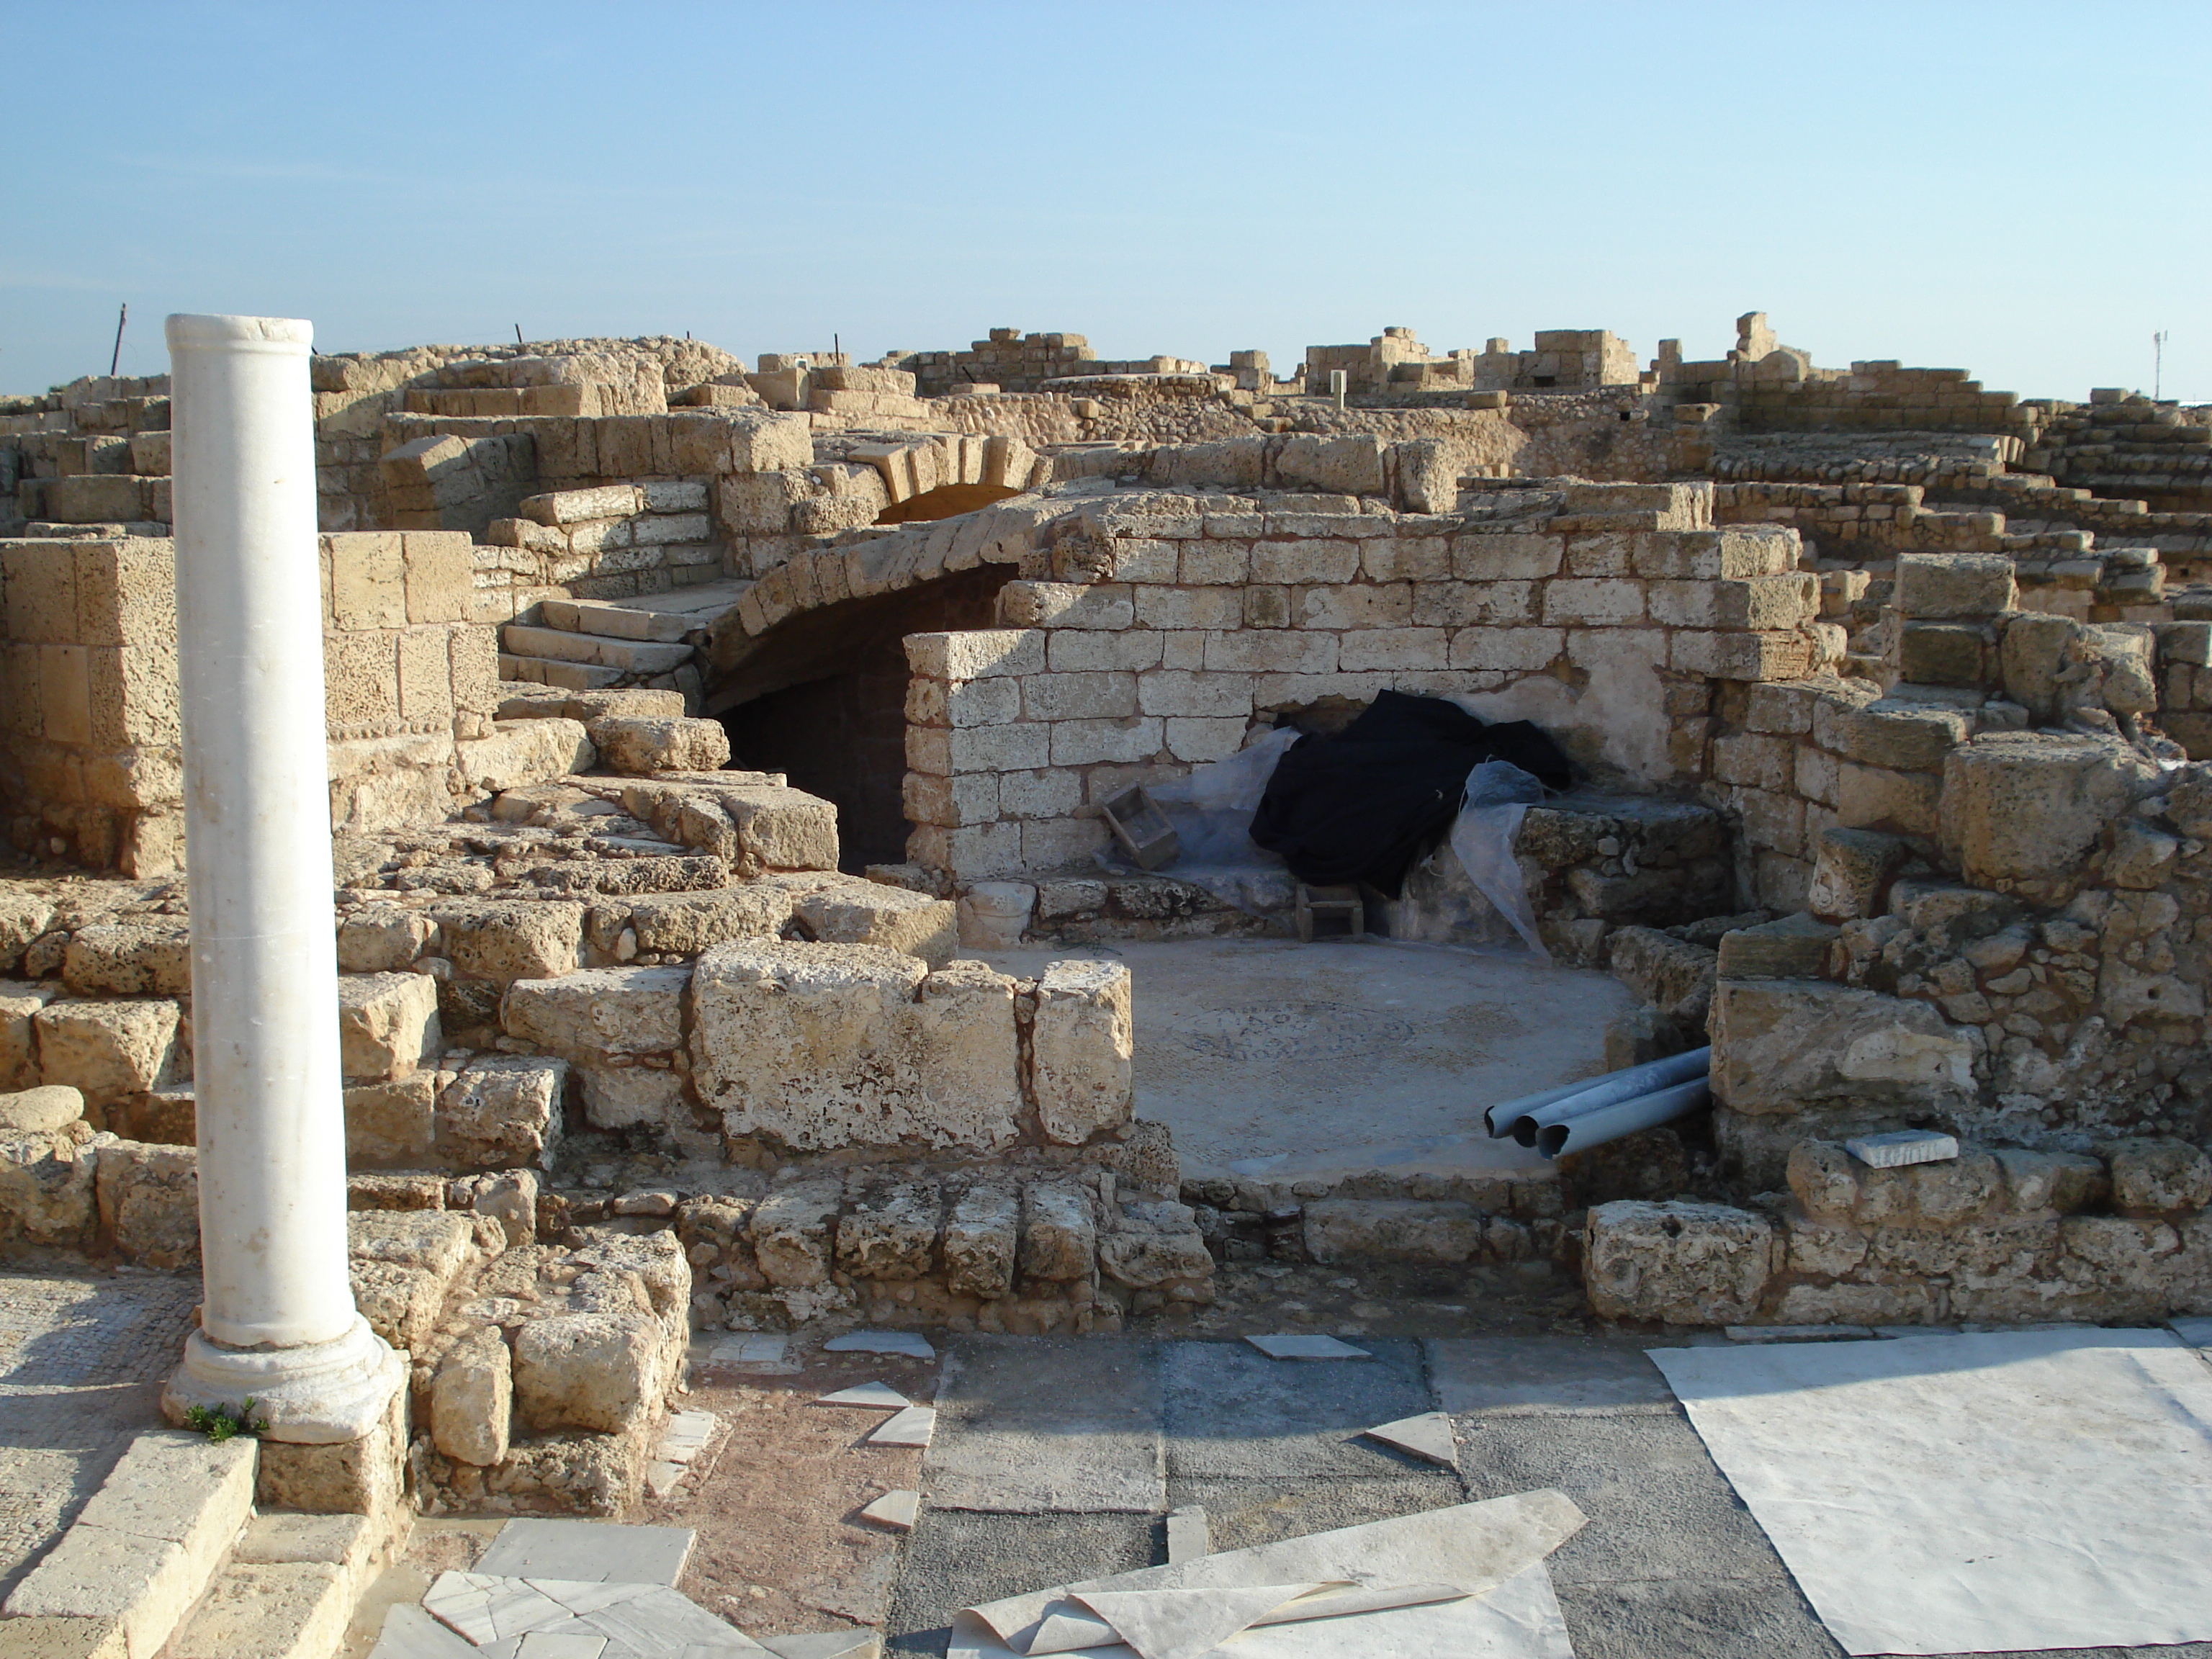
[1248,691,1572,897]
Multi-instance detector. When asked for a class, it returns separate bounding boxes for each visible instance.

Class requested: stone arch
[702,500,1050,868]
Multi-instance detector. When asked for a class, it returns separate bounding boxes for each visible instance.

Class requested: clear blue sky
[4,1,2206,403]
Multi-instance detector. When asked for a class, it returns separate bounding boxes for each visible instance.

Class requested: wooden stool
[1295,883,1363,942]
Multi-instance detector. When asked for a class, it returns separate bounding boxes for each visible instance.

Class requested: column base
[163,1314,405,1444]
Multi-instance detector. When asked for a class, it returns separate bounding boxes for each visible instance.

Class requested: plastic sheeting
[1094,729,1299,914]
[1647,1328,2212,1655]
[1446,760,1548,961]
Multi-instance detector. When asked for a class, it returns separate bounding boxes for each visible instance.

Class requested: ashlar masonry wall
[899,482,1832,884]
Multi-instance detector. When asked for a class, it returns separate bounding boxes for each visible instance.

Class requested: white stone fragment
[1165,1507,1210,1565]
[817,1382,909,1410]
[370,1604,480,1659]
[758,1634,882,1659]
[1361,1412,1458,1467]
[709,1334,788,1367]
[657,1410,718,1463]
[1244,1334,1370,1360]
[860,1490,920,1531]
[824,1330,936,1360]
[1845,1130,1960,1168]
[868,1406,938,1447]
[517,1635,611,1659]
[644,1462,687,1501]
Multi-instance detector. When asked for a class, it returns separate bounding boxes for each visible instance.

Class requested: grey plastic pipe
[1487,1046,1712,1145]
[1537,1078,1712,1159]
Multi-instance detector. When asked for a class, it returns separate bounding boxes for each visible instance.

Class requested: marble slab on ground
[474,1519,696,1586]
[824,1331,936,1360]
[2170,1316,2212,1348]
[924,1337,1164,1514]
[1244,1334,1369,1359]
[369,1602,478,1659]
[1426,1336,1674,1417]
[1163,1339,1444,1479]
[818,1382,907,1409]
[423,1573,761,1656]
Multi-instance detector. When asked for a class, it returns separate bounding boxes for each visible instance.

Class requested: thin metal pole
[109,303,127,376]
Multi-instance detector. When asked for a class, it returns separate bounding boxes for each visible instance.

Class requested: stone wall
[898,479,1827,884]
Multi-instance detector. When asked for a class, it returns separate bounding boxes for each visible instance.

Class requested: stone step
[0,1429,258,1659]
[171,1512,391,1659]
[500,624,694,675]
[539,598,694,644]
[497,652,626,692]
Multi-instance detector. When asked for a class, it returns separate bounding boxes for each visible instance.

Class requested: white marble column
[160,313,400,1442]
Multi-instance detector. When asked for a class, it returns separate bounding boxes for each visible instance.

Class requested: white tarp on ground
[1647,1328,2212,1655]
[948,1492,1584,1658]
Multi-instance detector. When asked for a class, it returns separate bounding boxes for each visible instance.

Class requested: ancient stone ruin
[1,307,2207,1560]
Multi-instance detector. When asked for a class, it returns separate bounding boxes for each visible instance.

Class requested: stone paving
[848,1331,2212,1659]
[0,1266,199,1599]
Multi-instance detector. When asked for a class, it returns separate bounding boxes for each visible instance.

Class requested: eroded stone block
[1029,961,1133,1145]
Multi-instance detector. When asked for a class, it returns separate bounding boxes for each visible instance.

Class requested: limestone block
[904,629,1047,680]
[35,999,180,1105]
[722,410,813,474]
[792,881,958,967]
[1812,698,1972,772]
[429,900,585,983]
[1029,961,1133,1145]
[433,1326,513,1467]
[1894,552,2017,619]
[94,1141,199,1267]
[1715,914,1838,980]
[456,719,596,795]
[751,1177,842,1287]
[1834,762,1941,836]
[348,1259,449,1353]
[835,1179,941,1281]
[336,905,438,973]
[61,923,192,997]
[1941,733,2159,892]
[1583,1200,1775,1325]
[0,1084,84,1133]
[512,1313,655,1433]
[1273,433,1385,495]
[343,1074,436,1164]
[1,895,58,975]
[2103,1138,2212,1218]
[691,942,1021,1151]
[944,1184,1018,1299]
[1711,981,1974,1118]
[327,529,408,629]
[1993,1148,2108,1216]
[1606,927,1717,1022]
[721,783,839,871]
[2,1430,256,1659]
[0,1126,102,1244]
[437,1056,568,1169]
[1,981,63,1089]
[1019,1182,1096,1282]
[1899,622,1991,688]
[500,965,688,1061]
[577,1064,685,1130]
[624,888,792,955]
[1302,1198,1481,1265]
[336,971,441,1082]
[1999,611,2077,721]
[1099,1203,1214,1288]
[1804,827,1909,922]
[2106,819,2180,889]
[590,717,729,777]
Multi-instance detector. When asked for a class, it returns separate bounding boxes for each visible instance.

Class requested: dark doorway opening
[711,565,1015,872]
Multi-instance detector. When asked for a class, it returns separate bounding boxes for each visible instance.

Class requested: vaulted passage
[710,564,1015,871]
